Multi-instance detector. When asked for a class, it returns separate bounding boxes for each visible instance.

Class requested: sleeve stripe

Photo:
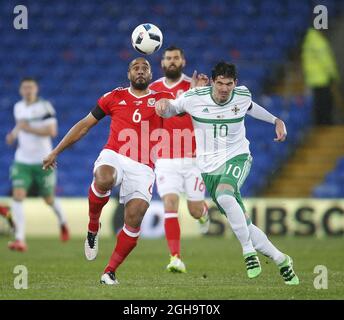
[234,91,251,97]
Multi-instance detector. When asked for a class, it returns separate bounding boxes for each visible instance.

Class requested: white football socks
[49,199,67,226]
[12,200,25,241]
[248,223,286,265]
[216,194,255,255]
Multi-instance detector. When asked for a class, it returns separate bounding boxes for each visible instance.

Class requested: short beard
[131,80,149,90]
[163,66,183,80]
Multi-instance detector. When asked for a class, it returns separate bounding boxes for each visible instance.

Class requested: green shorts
[10,162,56,197]
[201,153,252,216]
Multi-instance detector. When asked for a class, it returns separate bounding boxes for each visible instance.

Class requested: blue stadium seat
[1,0,342,196]
[313,156,344,198]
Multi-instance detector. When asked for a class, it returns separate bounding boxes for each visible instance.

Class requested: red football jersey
[98,87,173,168]
[149,74,196,158]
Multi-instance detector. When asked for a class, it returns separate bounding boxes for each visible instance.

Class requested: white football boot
[166,255,186,273]
[100,272,119,285]
[84,231,99,261]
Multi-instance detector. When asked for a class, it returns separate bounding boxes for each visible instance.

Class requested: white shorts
[93,149,155,205]
[154,158,205,201]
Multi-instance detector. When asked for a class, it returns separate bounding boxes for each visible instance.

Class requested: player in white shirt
[6,78,69,251]
[156,62,299,285]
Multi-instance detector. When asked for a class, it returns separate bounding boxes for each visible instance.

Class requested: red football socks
[88,182,110,233]
[104,224,140,273]
[164,211,180,258]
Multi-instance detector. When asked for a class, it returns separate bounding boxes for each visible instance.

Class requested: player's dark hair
[163,46,185,58]
[20,77,38,85]
[211,62,237,81]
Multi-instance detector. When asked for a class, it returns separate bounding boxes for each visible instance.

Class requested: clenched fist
[155,98,171,117]
[43,152,58,170]
[274,119,287,142]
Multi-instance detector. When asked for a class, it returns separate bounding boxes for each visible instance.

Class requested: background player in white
[6,78,69,251]
[150,46,209,273]
[156,62,299,285]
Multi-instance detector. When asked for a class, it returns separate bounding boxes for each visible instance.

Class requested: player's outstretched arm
[155,98,179,118]
[247,101,287,142]
[42,113,98,170]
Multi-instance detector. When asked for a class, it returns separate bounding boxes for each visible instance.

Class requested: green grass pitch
[0,236,343,300]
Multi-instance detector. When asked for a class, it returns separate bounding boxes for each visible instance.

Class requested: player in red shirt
[0,204,15,232]
[43,57,173,285]
[149,46,210,273]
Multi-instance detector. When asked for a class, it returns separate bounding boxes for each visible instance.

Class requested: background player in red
[0,204,15,232]
[43,57,173,285]
[150,46,209,273]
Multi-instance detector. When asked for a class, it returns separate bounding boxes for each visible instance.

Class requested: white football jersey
[169,86,253,173]
[13,98,57,164]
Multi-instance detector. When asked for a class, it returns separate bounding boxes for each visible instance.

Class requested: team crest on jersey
[232,105,240,114]
[147,98,156,106]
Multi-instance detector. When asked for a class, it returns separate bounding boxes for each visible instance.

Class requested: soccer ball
[131,23,163,55]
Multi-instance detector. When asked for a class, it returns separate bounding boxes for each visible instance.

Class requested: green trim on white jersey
[234,90,251,97]
[170,85,253,173]
[184,87,211,97]
[192,115,245,124]
[209,88,235,106]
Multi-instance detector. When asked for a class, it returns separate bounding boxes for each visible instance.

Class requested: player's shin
[216,193,255,255]
[164,211,181,257]
[88,181,111,233]
[49,198,67,226]
[248,223,286,265]
[12,200,25,241]
[216,193,261,278]
[104,224,140,273]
